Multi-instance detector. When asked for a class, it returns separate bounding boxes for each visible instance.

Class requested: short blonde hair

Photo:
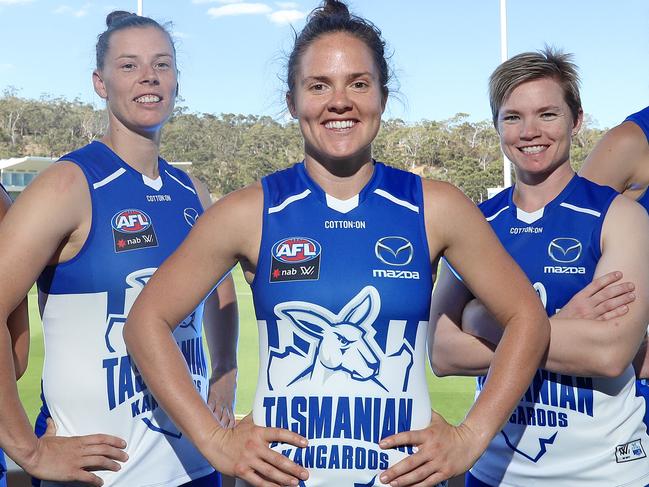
[489,47,582,128]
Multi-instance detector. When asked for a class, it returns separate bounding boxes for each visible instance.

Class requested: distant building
[0,156,54,199]
[0,156,192,200]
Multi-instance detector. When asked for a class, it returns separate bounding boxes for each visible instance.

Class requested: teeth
[520,145,546,154]
[325,120,355,129]
[135,95,160,103]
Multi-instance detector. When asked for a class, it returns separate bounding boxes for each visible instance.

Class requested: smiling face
[287,32,386,171]
[497,77,582,184]
[93,26,177,137]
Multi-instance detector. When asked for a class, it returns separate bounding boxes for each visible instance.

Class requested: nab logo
[112,209,151,233]
[548,237,582,263]
[375,236,413,266]
[272,238,321,263]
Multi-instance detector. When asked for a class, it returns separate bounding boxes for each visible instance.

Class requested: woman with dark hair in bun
[0,10,238,487]
[124,1,549,486]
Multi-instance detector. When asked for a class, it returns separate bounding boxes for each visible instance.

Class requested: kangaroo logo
[267,286,414,392]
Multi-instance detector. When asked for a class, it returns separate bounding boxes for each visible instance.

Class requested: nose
[327,87,352,114]
[520,117,540,140]
[140,65,160,86]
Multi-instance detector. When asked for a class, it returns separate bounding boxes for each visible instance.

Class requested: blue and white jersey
[624,106,649,212]
[250,161,434,486]
[470,175,649,486]
[36,141,213,486]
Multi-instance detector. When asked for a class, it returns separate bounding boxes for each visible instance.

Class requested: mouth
[134,94,162,104]
[518,145,548,155]
[324,119,356,130]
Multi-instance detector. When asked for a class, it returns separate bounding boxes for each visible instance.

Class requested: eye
[335,333,351,347]
[155,61,171,70]
[502,114,519,122]
[540,112,558,120]
[121,63,136,71]
[309,83,327,92]
[352,81,369,89]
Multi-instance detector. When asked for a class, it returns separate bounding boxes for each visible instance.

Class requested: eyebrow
[115,53,173,60]
[300,72,374,85]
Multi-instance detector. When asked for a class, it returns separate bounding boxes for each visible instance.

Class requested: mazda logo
[183,208,200,227]
[548,237,582,263]
[375,236,413,266]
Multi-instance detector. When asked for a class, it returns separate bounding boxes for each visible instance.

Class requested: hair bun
[317,0,350,19]
[106,10,136,28]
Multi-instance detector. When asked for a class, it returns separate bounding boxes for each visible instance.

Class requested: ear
[280,308,332,338]
[286,91,297,119]
[572,108,584,135]
[92,70,108,99]
[340,286,380,329]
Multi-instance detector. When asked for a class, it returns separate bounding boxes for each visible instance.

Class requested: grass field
[18,268,475,426]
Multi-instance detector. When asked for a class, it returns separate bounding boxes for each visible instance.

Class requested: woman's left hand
[378,410,482,486]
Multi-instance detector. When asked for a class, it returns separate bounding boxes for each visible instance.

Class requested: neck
[304,150,374,200]
[101,116,162,178]
[513,162,575,212]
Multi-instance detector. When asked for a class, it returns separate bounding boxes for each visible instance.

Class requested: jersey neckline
[507,173,581,224]
[295,160,385,214]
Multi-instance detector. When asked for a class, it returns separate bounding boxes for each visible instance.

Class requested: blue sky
[1,0,648,128]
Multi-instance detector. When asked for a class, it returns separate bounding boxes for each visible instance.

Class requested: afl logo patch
[183,208,200,227]
[111,209,158,253]
[270,237,321,282]
[112,209,151,233]
[375,236,413,266]
[548,237,582,263]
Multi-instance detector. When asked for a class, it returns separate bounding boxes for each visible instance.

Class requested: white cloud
[54,3,90,17]
[268,8,304,24]
[207,2,272,18]
[0,0,32,4]
[275,1,298,8]
[0,63,15,71]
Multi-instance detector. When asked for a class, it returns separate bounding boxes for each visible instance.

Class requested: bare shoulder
[607,192,649,224]
[11,161,88,223]
[195,183,264,262]
[421,178,481,224]
[205,183,264,232]
[582,121,649,190]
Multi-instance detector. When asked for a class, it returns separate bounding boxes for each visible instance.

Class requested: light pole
[137,0,143,16]
[500,0,512,188]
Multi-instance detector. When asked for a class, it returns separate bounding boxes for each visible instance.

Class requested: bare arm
[580,121,649,198]
[0,164,127,485]
[428,261,493,377]
[380,181,550,485]
[0,189,29,379]
[123,184,308,487]
[190,175,239,428]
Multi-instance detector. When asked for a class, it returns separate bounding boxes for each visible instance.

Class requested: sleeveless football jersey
[36,141,214,486]
[250,161,435,486]
[624,106,649,212]
[470,175,649,486]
